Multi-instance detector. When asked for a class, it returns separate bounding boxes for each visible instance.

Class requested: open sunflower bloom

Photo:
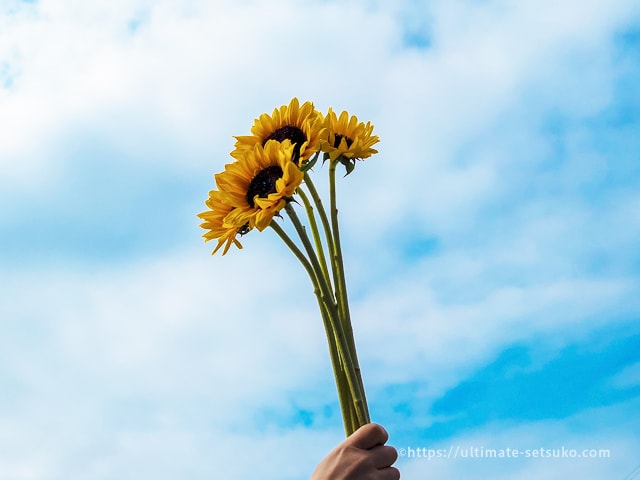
[198,98,379,436]
[232,97,325,166]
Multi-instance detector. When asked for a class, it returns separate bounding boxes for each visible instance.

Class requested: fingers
[311,423,400,480]
[370,444,398,469]
[379,466,401,480]
[346,423,389,450]
[339,423,400,479]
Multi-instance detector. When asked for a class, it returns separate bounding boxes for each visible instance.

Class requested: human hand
[310,423,400,480]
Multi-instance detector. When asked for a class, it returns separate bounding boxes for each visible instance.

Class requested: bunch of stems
[269,158,370,436]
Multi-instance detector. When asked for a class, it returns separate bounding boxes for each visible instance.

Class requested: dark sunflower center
[246,166,283,208]
[264,125,307,163]
[333,134,354,149]
[264,125,306,144]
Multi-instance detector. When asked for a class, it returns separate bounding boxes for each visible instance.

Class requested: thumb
[345,423,389,450]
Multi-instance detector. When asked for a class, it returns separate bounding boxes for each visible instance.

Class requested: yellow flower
[217,140,303,231]
[198,189,245,256]
[320,108,379,162]
[232,98,324,165]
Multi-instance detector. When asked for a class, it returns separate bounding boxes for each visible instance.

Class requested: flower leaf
[339,156,356,176]
[300,150,320,172]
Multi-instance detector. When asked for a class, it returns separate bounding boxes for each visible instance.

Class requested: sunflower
[232,97,324,165]
[198,189,245,256]
[216,140,303,231]
[320,108,379,162]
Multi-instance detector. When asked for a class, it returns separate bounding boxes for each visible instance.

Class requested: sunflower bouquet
[198,98,379,436]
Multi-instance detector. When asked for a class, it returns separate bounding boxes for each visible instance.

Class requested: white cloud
[0,247,333,478]
[0,0,397,184]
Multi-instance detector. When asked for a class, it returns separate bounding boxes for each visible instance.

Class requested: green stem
[269,220,354,434]
[304,172,362,430]
[329,160,370,423]
[297,187,331,289]
[303,173,340,295]
[285,185,359,433]
[326,308,356,435]
[284,203,368,431]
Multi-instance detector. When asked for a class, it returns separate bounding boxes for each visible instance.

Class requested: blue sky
[1,0,639,479]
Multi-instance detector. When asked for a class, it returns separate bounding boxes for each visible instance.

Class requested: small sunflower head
[232,97,325,166]
[320,108,379,171]
[216,140,303,231]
